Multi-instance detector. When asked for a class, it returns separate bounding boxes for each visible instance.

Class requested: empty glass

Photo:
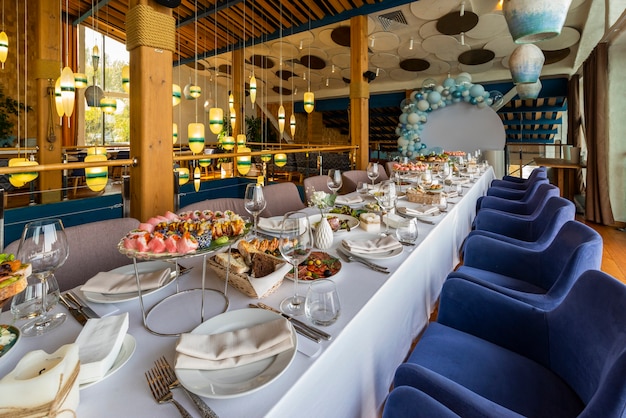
[395,218,418,245]
[305,279,340,326]
[327,169,342,195]
[374,180,397,236]
[356,181,368,196]
[11,274,61,321]
[244,183,266,238]
[366,162,380,185]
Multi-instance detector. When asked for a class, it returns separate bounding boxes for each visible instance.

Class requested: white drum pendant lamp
[509,44,544,84]
[503,0,573,43]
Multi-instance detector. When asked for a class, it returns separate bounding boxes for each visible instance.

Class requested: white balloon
[407,112,420,125]
[417,100,430,111]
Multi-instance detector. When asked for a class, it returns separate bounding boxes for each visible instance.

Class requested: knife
[336,247,389,273]
[66,291,100,319]
[248,304,321,343]
[59,294,89,325]
[257,302,332,341]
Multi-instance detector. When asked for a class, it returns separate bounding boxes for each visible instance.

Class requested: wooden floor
[579,218,626,284]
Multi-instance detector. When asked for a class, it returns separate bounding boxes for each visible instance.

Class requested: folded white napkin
[402,206,439,216]
[257,217,283,231]
[335,195,364,205]
[383,212,405,229]
[248,263,292,299]
[175,317,293,370]
[76,313,129,384]
[445,190,459,199]
[80,268,171,294]
[342,235,402,254]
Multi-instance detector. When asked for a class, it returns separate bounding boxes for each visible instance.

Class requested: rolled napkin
[335,195,364,205]
[80,268,171,294]
[175,317,293,370]
[76,313,129,384]
[401,206,439,216]
[342,235,402,254]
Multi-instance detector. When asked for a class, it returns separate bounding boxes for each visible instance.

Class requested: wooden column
[349,15,369,170]
[35,0,63,202]
[128,0,174,220]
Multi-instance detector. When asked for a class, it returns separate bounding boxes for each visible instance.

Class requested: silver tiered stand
[119,240,240,337]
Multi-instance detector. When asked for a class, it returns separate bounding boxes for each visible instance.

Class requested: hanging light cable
[303,8,314,113]
[60,0,75,119]
[189,1,204,191]
[277,1,285,134]
[209,0,224,136]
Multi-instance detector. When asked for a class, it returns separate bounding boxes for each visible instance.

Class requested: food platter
[308,213,359,233]
[0,325,20,362]
[286,251,342,281]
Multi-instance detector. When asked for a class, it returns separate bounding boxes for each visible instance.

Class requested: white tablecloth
[0,168,494,418]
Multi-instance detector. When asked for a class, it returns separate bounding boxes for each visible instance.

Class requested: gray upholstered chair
[261,182,306,216]
[178,197,248,217]
[342,169,388,193]
[5,217,140,292]
[303,175,332,203]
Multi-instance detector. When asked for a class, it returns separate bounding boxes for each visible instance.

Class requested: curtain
[567,74,584,195]
[583,43,614,225]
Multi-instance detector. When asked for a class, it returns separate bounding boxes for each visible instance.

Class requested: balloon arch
[396,72,503,157]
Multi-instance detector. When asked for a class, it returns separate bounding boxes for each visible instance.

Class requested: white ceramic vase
[315,216,334,250]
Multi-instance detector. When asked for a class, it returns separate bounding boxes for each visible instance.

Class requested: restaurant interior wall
[608,35,626,223]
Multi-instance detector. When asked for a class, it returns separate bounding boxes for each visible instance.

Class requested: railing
[504,142,580,178]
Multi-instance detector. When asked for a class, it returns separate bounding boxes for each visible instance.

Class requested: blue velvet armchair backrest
[548,270,626,416]
[533,220,603,293]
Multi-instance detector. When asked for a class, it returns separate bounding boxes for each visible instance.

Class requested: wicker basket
[206,257,284,299]
[406,190,440,205]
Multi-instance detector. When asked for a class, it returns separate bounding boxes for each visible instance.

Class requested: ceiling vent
[378,11,408,31]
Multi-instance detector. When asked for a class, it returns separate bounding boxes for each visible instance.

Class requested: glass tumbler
[305,279,341,326]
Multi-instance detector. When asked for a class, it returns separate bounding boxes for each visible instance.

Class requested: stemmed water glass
[244,183,266,238]
[16,219,69,337]
[366,162,379,185]
[374,180,397,236]
[327,169,342,195]
[279,211,313,316]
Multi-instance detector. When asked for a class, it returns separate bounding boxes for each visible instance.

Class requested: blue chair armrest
[394,364,525,418]
[438,277,549,363]
[383,386,461,418]
[478,196,532,214]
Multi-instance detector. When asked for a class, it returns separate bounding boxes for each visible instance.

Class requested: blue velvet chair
[394,270,626,417]
[468,196,575,250]
[453,220,602,309]
[477,183,559,215]
[383,386,460,418]
[490,166,547,190]
[485,177,549,200]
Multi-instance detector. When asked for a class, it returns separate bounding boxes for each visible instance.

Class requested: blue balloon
[442,77,456,88]
[427,91,441,105]
[453,90,462,99]
[469,84,485,98]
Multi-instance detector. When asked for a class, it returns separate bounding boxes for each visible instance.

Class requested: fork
[336,248,389,273]
[145,368,193,418]
[154,356,219,418]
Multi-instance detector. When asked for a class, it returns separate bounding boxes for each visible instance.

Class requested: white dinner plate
[0,325,20,363]
[308,213,359,233]
[341,242,403,260]
[82,261,178,304]
[176,308,297,399]
[80,334,136,390]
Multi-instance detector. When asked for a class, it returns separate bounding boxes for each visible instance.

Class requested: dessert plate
[80,334,136,390]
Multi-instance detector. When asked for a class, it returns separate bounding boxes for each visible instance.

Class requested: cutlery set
[248,302,332,343]
[336,247,389,273]
[59,291,100,325]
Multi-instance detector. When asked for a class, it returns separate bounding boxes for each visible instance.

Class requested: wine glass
[366,162,379,185]
[395,217,418,246]
[327,169,342,195]
[374,180,397,236]
[244,183,266,238]
[16,219,69,337]
[279,211,313,316]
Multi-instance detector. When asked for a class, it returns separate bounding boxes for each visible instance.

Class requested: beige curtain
[583,43,614,225]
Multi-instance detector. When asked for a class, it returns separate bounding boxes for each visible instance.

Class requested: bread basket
[207,257,285,299]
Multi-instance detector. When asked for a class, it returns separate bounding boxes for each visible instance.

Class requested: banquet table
[0,168,494,418]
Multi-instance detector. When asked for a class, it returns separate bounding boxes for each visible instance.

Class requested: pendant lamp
[175,167,190,185]
[236,134,246,147]
[228,93,234,111]
[303,91,315,113]
[236,146,252,175]
[260,153,272,163]
[509,44,545,84]
[100,97,117,114]
[516,79,542,99]
[121,65,130,92]
[184,83,201,99]
[274,153,287,167]
[84,147,108,192]
[172,123,178,144]
[249,74,257,104]
[172,84,182,106]
[60,66,76,117]
[193,166,201,191]
[209,107,224,134]
[221,135,235,151]
[74,73,88,89]
[230,109,237,134]
[503,0,573,43]
[54,78,64,118]
[278,105,285,134]
[8,158,39,188]
[290,114,296,137]
[0,30,8,69]
[188,122,205,154]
